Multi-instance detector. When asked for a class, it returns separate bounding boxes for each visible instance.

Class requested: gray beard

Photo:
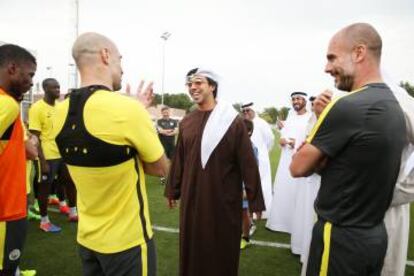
[337,75,354,92]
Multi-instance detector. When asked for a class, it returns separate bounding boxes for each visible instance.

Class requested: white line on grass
[152,224,414,267]
[153,225,179,233]
[152,225,290,249]
[44,208,414,268]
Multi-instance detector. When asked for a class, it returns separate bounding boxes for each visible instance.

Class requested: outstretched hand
[126,80,155,108]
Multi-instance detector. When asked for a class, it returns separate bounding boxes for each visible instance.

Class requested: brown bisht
[165,109,265,276]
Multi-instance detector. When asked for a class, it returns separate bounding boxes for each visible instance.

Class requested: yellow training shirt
[0,94,19,154]
[28,99,60,160]
[52,90,164,253]
[1,93,31,193]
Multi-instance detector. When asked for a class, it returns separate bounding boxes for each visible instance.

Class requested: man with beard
[0,44,36,276]
[241,102,274,219]
[29,78,78,233]
[166,68,265,276]
[290,23,406,275]
[266,92,311,241]
[52,32,168,275]
[309,75,414,276]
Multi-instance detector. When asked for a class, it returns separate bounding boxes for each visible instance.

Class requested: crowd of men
[0,22,414,276]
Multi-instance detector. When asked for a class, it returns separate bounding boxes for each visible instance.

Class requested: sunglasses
[186,80,208,87]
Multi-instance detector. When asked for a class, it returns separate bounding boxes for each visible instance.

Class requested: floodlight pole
[73,0,79,88]
[160,32,171,106]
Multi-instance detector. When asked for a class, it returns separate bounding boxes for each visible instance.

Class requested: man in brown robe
[165,68,265,276]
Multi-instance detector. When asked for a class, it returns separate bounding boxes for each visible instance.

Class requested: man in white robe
[381,73,414,276]
[266,92,311,233]
[292,96,321,262]
[241,102,274,218]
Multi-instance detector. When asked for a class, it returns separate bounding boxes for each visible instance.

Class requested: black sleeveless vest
[55,85,137,167]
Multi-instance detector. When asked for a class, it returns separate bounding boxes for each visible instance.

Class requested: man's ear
[100,48,110,65]
[7,62,17,75]
[352,44,366,63]
[210,84,216,92]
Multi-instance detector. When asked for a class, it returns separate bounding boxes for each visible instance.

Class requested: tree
[258,112,273,124]
[258,106,290,124]
[278,107,290,121]
[232,103,243,114]
[400,81,414,98]
[154,93,193,111]
[261,107,279,124]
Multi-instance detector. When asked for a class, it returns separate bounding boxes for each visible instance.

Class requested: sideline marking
[152,224,414,267]
[44,208,414,268]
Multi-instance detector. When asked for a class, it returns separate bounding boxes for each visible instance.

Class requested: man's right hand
[280,138,295,148]
[40,160,50,175]
[287,138,295,148]
[167,198,177,209]
[279,138,288,147]
[276,120,284,130]
[314,89,333,117]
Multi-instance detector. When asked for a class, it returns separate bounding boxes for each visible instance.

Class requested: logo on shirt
[9,249,21,261]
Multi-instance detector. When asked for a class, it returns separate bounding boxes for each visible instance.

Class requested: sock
[41,216,50,224]
[242,236,250,242]
[59,201,67,207]
[69,207,78,217]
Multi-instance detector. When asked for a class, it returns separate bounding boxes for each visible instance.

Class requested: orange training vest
[0,89,27,221]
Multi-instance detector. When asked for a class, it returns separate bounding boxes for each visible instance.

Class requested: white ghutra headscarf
[187,68,238,169]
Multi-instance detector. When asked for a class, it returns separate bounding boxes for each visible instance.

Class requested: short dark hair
[161,106,170,111]
[0,44,36,67]
[42,78,58,91]
[186,68,218,98]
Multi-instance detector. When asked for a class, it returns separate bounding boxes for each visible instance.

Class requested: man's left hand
[126,81,155,108]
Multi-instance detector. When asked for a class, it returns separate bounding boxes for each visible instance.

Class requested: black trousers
[79,239,156,276]
[160,139,175,160]
[0,218,28,276]
[306,219,387,276]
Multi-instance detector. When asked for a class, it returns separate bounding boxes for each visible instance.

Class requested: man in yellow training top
[52,32,168,276]
[0,44,36,276]
[29,78,78,233]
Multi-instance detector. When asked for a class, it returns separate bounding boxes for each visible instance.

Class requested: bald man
[290,23,406,275]
[52,33,168,276]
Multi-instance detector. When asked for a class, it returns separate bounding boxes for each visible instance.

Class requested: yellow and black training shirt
[52,88,164,254]
[28,99,60,160]
[0,93,19,154]
[307,83,406,228]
